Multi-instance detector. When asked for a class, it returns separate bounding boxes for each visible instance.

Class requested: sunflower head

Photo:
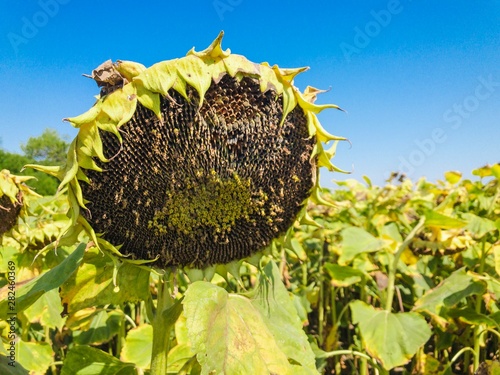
[0,170,39,235]
[28,32,346,268]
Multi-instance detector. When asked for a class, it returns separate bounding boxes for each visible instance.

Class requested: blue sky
[0,1,498,187]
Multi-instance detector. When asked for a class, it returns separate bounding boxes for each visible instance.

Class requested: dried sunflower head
[0,169,40,235]
[28,32,345,268]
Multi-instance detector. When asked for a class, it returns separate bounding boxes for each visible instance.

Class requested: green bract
[28,32,346,268]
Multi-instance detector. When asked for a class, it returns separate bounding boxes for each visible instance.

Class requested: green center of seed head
[148,170,268,240]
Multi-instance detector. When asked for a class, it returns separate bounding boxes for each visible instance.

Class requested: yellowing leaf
[183,281,297,375]
[176,54,213,106]
[60,247,151,314]
[444,170,462,184]
[135,82,161,119]
[223,54,260,78]
[17,341,53,375]
[100,84,137,126]
[249,261,318,372]
[114,60,146,82]
[134,59,179,96]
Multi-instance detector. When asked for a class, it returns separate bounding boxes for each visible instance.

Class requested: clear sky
[0,1,498,187]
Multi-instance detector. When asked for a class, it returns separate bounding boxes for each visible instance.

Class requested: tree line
[0,129,69,195]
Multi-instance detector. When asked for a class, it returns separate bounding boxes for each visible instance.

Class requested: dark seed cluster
[81,74,315,267]
[0,193,22,235]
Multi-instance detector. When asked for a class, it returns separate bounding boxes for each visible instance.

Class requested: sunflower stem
[385,217,425,311]
[150,271,174,375]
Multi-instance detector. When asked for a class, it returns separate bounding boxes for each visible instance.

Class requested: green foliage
[21,129,69,165]
[350,300,431,369]
[61,346,136,375]
[1,164,498,374]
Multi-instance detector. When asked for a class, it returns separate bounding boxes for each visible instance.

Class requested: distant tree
[21,128,69,165]
[1,129,69,196]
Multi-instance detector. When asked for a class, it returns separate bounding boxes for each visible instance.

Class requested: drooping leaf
[413,268,487,327]
[17,341,53,375]
[286,237,307,261]
[176,55,213,106]
[249,261,318,373]
[60,247,150,314]
[183,281,297,375]
[446,307,499,329]
[351,300,431,370]
[339,227,386,264]
[121,324,153,370]
[0,244,86,319]
[324,263,364,287]
[424,210,467,229]
[61,346,136,375]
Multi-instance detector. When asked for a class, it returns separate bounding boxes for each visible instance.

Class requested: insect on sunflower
[28,32,346,269]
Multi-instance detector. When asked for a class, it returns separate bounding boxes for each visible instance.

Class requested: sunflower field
[1,34,499,375]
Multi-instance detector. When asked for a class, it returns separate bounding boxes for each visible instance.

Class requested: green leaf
[0,355,29,375]
[250,261,318,373]
[17,341,53,375]
[351,300,431,370]
[463,213,497,238]
[61,346,136,375]
[0,244,86,319]
[447,306,500,328]
[413,268,486,327]
[60,247,150,314]
[324,263,364,287]
[339,227,386,264]
[73,310,122,345]
[23,288,65,330]
[183,281,297,375]
[286,237,307,261]
[166,344,195,374]
[424,210,467,229]
[121,324,153,370]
